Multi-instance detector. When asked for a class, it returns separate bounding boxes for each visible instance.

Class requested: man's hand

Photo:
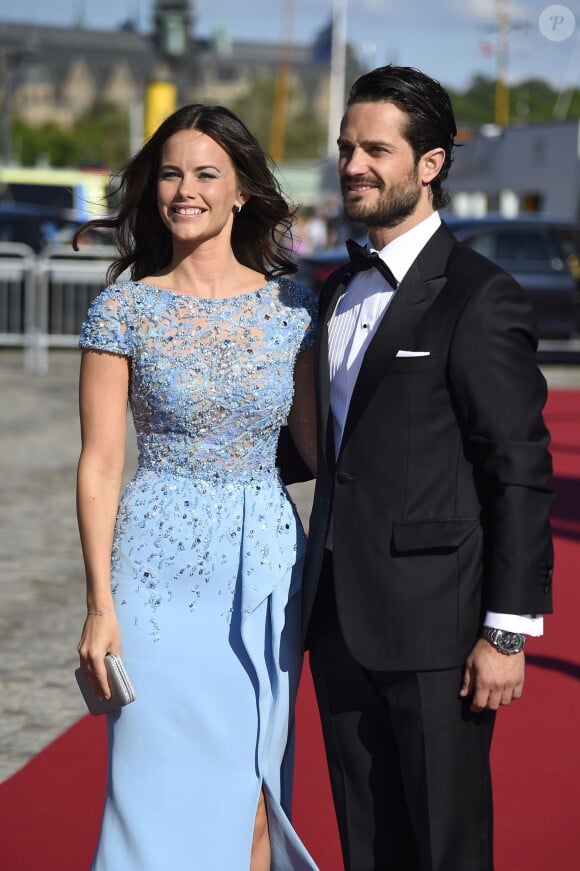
[459,638,525,712]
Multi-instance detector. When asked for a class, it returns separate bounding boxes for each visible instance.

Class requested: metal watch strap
[481,626,526,655]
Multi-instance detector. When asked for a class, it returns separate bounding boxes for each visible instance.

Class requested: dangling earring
[233,204,242,214]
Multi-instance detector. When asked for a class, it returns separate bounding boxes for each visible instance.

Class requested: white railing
[0,243,116,373]
[0,242,38,372]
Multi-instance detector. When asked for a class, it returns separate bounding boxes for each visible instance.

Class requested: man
[302,66,553,871]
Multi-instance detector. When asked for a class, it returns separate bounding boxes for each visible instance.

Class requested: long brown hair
[73,103,297,283]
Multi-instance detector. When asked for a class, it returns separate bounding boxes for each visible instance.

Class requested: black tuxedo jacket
[302,222,554,671]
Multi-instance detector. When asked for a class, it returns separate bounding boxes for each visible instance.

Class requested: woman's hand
[77,611,121,700]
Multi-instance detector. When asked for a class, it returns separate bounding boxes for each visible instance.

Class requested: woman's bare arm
[76,349,129,698]
[288,347,317,478]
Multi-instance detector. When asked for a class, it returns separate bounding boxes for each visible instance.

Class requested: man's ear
[420,148,446,184]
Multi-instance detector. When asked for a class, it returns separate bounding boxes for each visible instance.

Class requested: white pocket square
[396,350,430,357]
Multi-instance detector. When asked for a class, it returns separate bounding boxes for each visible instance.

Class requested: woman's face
[156,129,246,248]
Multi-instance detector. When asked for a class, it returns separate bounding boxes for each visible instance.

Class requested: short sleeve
[79,284,134,357]
[295,283,318,353]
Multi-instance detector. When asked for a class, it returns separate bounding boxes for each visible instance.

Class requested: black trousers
[308,552,495,871]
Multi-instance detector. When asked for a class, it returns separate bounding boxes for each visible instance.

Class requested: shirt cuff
[484,611,544,637]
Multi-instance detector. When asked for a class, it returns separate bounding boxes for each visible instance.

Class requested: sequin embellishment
[79,278,317,640]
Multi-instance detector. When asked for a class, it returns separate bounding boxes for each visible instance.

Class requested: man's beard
[342,166,421,229]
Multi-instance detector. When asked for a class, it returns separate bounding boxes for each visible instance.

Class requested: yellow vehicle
[0,165,115,219]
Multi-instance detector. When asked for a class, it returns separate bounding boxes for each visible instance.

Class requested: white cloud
[347,0,396,12]
[441,0,539,27]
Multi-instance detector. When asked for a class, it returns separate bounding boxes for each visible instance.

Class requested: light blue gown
[79,278,319,871]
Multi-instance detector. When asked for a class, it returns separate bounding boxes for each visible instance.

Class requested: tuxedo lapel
[340,226,455,451]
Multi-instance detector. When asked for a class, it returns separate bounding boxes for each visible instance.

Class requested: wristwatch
[481,627,526,655]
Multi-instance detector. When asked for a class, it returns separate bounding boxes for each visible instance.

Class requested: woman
[75,103,318,870]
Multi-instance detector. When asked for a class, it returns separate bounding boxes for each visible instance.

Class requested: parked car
[0,202,111,253]
[295,216,580,341]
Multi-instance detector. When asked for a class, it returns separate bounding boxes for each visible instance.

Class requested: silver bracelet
[87,608,113,616]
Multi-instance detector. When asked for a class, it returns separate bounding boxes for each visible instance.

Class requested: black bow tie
[346,239,397,290]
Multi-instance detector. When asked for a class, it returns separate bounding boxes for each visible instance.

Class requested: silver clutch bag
[75,652,136,715]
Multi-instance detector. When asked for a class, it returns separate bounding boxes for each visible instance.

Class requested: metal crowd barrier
[2,242,580,373]
[0,243,116,373]
[0,242,37,371]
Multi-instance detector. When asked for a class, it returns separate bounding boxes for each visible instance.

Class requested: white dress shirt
[327,211,542,637]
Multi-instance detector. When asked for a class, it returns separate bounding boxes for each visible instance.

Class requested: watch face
[483,628,525,654]
[498,632,524,653]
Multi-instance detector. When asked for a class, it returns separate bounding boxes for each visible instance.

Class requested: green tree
[11,103,129,170]
[11,119,77,167]
[10,76,578,170]
[229,78,326,160]
[448,76,496,126]
[447,75,580,126]
[229,78,276,148]
[284,114,326,159]
[73,102,129,170]
[511,79,576,122]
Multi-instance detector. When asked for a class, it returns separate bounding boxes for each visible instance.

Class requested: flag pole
[494,0,509,125]
[326,0,348,157]
[270,0,295,163]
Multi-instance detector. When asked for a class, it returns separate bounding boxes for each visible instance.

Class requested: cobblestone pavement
[0,349,316,783]
[1,349,579,784]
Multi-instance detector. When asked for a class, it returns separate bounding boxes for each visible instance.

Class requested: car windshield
[461,228,557,264]
[557,228,580,260]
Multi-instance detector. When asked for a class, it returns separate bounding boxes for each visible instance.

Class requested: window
[494,229,553,263]
[464,228,555,264]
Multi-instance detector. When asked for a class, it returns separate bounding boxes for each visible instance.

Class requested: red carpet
[1,389,579,871]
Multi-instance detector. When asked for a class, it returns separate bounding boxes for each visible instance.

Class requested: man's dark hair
[347,65,457,210]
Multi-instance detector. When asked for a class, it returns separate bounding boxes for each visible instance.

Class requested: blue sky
[0,0,578,91]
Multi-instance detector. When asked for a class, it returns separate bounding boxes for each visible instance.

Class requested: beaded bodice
[79,278,317,480]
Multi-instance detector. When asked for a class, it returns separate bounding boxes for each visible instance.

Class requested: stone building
[0,0,361,146]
